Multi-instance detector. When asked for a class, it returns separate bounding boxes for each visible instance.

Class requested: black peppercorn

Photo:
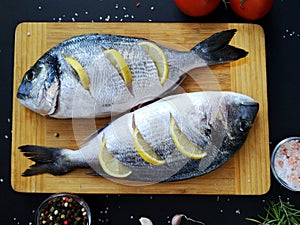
[36,194,90,225]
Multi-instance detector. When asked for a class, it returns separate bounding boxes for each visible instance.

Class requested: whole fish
[19,91,259,183]
[17,29,248,118]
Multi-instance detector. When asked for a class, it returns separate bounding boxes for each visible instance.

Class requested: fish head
[17,55,60,116]
[224,93,259,140]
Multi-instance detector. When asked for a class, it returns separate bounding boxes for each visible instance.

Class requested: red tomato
[174,0,221,17]
[229,0,275,20]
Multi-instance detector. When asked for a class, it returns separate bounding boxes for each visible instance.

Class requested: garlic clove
[139,217,154,225]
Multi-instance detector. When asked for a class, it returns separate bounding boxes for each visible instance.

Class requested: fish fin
[191,29,248,65]
[19,145,74,176]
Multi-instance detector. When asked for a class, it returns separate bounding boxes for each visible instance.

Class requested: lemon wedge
[65,56,90,90]
[170,114,207,159]
[132,115,165,165]
[138,41,169,85]
[98,138,132,178]
[104,49,132,85]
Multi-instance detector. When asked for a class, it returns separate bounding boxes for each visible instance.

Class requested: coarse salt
[272,138,300,191]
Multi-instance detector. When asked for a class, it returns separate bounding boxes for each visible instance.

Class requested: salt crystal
[27,32,31,36]
[85,11,89,15]
[75,12,79,16]
[38,6,42,10]
[8,118,11,123]
[0,178,4,182]
[123,6,127,10]
[150,6,155,10]
[272,139,300,191]
[72,18,75,22]
[115,4,119,9]
[235,209,241,214]
[4,134,8,139]
[130,215,134,219]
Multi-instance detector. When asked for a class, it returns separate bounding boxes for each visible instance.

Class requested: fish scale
[17,29,248,118]
[19,91,259,183]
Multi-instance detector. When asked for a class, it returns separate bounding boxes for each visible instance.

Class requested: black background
[0,0,299,224]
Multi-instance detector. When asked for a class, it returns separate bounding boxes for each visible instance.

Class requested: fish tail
[191,29,248,65]
[19,145,78,176]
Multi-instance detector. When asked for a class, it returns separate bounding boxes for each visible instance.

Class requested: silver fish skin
[16,30,248,118]
[19,91,259,183]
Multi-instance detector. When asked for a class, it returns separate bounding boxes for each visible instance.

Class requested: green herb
[246,199,300,225]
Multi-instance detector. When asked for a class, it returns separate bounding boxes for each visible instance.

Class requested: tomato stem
[221,0,228,9]
[240,0,247,6]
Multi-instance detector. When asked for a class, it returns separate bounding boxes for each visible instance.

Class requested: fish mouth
[17,92,27,100]
[241,101,259,107]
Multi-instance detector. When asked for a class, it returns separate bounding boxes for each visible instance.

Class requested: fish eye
[25,70,35,82]
[239,119,250,132]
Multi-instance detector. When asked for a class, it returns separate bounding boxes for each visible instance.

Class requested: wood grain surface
[11,22,270,194]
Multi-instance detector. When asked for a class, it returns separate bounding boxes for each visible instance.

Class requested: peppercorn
[37,194,90,225]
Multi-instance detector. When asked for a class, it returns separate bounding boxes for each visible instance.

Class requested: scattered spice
[36,194,90,225]
[136,2,141,7]
[54,132,60,138]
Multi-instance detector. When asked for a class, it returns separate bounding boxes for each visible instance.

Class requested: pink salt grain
[273,139,300,191]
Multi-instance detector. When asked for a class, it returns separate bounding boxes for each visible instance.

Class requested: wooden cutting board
[11,22,270,194]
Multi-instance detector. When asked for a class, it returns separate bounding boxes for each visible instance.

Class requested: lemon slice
[65,56,90,90]
[104,49,132,85]
[138,41,169,85]
[132,118,165,165]
[98,138,132,178]
[170,115,207,159]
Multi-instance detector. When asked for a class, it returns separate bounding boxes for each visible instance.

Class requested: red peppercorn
[65,197,69,202]
[64,220,68,225]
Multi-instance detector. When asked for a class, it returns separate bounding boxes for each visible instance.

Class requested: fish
[19,91,259,183]
[16,29,248,118]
